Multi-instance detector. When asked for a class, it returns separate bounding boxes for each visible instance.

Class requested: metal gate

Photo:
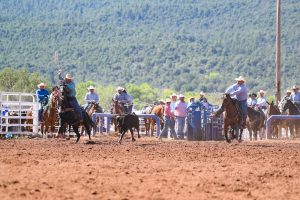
[0,92,39,135]
[186,102,223,141]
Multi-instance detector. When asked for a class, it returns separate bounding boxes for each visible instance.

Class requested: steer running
[116,113,140,144]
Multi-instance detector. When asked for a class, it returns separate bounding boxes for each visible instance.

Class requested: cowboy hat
[87,85,95,90]
[65,74,73,79]
[171,93,177,97]
[286,89,292,93]
[159,99,165,102]
[292,85,299,90]
[38,82,46,87]
[259,90,265,94]
[116,86,124,91]
[165,98,171,103]
[235,76,246,82]
[199,91,205,96]
[178,94,185,98]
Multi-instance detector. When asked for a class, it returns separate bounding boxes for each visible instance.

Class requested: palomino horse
[41,93,59,138]
[81,102,103,135]
[148,105,164,137]
[215,94,243,143]
[110,99,125,132]
[266,101,288,139]
[246,107,265,141]
[281,98,300,139]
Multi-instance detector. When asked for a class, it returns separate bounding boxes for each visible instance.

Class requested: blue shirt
[85,92,99,103]
[291,92,300,105]
[247,98,257,107]
[65,81,76,97]
[226,83,248,101]
[114,92,129,103]
[36,89,49,103]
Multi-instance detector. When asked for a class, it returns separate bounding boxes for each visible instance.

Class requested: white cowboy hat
[65,74,73,79]
[259,90,265,94]
[286,89,292,93]
[178,94,185,98]
[159,99,165,103]
[165,98,171,103]
[292,85,299,90]
[171,93,177,97]
[235,76,246,82]
[87,85,95,90]
[38,82,46,87]
[199,91,205,96]
[116,86,124,91]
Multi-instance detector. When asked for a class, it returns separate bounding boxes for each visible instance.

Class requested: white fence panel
[0,92,39,135]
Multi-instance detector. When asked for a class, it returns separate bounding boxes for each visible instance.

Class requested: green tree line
[0,0,299,94]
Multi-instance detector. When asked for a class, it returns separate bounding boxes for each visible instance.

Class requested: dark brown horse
[110,99,125,132]
[246,107,265,141]
[215,94,243,143]
[266,101,288,139]
[281,98,300,139]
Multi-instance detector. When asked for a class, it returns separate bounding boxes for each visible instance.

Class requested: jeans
[159,116,177,139]
[69,97,83,121]
[238,100,248,125]
[176,116,186,139]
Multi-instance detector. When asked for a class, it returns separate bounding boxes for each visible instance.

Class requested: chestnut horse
[81,102,103,135]
[41,93,59,138]
[215,94,243,143]
[148,105,164,137]
[110,100,125,132]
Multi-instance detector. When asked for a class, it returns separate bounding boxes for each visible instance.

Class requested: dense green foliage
[0,68,224,110]
[0,0,299,94]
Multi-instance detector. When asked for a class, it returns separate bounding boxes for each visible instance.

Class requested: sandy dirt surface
[0,136,299,200]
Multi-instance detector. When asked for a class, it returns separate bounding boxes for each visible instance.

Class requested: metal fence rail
[0,92,39,135]
[92,113,161,136]
[266,115,300,139]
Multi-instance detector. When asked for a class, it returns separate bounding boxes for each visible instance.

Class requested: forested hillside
[0,0,299,93]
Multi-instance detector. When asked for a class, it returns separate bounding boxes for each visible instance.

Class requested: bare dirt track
[0,136,299,200]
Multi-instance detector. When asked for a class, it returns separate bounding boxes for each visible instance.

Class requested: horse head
[111,99,125,114]
[280,98,300,115]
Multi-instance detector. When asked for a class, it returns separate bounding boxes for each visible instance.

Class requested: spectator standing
[175,94,188,139]
[158,98,177,140]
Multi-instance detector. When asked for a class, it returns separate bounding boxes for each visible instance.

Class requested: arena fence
[92,113,161,136]
[0,92,39,135]
[266,115,300,139]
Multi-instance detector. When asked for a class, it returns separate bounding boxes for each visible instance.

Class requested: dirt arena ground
[0,136,299,200]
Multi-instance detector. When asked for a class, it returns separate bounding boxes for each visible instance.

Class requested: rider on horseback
[36,82,49,122]
[59,73,83,122]
[113,86,132,114]
[225,76,248,128]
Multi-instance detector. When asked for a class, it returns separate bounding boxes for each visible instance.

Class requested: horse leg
[239,128,243,142]
[83,119,91,140]
[137,126,141,139]
[224,124,231,143]
[73,125,80,143]
[118,130,126,144]
[130,128,136,142]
